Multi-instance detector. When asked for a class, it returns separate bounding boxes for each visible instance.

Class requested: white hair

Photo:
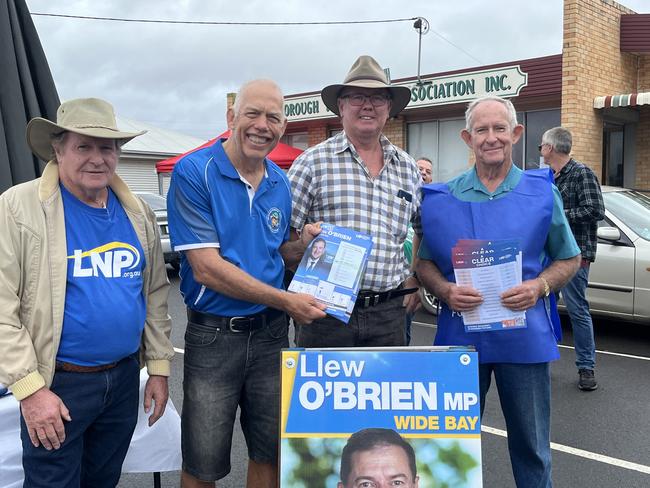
[465,96,518,132]
[232,79,285,119]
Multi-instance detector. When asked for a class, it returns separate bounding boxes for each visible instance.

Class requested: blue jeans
[480,362,552,488]
[20,354,139,488]
[561,265,595,370]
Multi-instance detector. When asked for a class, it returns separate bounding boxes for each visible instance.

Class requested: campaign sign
[288,223,373,323]
[280,348,483,487]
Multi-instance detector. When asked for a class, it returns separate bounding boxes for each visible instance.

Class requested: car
[563,186,650,324]
[420,287,440,315]
[134,192,180,271]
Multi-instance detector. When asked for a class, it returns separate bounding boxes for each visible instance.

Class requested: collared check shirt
[553,158,605,262]
[288,131,421,292]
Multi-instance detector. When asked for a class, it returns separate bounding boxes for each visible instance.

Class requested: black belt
[188,307,285,333]
[355,286,418,308]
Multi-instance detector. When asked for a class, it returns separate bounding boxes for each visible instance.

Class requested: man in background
[416,157,433,184]
[541,126,605,390]
[404,156,433,343]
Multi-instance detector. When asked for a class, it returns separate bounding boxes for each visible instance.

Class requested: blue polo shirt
[419,165,579,261]
[167,139,291,316]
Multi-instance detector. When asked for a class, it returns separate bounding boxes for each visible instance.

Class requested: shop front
[282,0,650,189]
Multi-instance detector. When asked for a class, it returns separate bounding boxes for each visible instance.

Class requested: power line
[30,12,418,26]
[31,12,483,65]
[429,30,483,65]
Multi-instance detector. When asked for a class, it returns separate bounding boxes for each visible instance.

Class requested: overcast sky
[25,0,649,142]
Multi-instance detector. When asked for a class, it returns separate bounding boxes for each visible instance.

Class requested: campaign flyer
[288,223,373,323]
[280,348,483,487]
[452,239,526,332]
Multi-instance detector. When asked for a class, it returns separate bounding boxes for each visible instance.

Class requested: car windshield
[136,192,166,211]
[603,190,650,241]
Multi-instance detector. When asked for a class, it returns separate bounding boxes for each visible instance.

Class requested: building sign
[284,95,330,122]
[284,65,528,122]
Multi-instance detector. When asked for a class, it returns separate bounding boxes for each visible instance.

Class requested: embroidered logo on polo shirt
[267,208,282,233]
[68,241,141,278]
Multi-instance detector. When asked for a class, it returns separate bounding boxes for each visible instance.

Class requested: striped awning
[594,92,650,109]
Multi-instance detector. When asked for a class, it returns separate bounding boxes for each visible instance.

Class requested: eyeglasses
[340,93,390,107]
[538,143,548,151]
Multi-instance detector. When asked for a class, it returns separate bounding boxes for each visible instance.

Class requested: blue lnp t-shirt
[57,185,146,366]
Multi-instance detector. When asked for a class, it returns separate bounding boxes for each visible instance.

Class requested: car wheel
[420,288,439,315]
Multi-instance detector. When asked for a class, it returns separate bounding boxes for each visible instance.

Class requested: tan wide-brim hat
[26,97,146,162]
[321,55,411,118]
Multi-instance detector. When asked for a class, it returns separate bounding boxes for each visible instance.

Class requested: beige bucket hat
[26,98,146,161]
[320,55,411,117]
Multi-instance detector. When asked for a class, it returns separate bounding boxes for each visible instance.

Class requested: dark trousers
[296,295,407,347]
[181,314,289,481]
[20,354,140,488]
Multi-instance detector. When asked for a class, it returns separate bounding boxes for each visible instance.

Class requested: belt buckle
[229,317,249,333]
[363,294,380,307]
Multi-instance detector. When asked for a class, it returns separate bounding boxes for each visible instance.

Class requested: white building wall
[117,160,159,194]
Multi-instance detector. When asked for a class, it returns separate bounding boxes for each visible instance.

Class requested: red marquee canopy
[155,130,303,173]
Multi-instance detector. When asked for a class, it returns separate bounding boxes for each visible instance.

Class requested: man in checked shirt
[541,126,605,390]
[286,55,422,347]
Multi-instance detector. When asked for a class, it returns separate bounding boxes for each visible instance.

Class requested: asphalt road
[118,270,650,487]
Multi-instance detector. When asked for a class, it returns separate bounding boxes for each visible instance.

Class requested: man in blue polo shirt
[167,79,326,488]
[416,96,580,488]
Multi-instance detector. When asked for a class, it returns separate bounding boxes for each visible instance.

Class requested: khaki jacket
[0,162,174,400]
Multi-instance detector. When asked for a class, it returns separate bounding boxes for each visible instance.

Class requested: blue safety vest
[421,170,560,363]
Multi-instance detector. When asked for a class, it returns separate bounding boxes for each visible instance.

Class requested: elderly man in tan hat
[0,98,174,487]
[287,55,422,347]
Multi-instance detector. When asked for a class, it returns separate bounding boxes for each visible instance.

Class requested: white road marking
[557,343,650,361]
[412,320,437,329]
[481,425,650,475]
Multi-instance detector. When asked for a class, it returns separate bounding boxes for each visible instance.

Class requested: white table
[0,370,181,488]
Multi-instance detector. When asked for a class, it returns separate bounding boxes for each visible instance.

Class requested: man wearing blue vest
[167,79,326,488]
[416,96,581,488]
[0,98,174,487]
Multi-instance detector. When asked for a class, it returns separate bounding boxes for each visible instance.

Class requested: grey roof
[117,116,205,157]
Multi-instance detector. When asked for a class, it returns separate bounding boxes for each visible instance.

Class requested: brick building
[281,0,650,189]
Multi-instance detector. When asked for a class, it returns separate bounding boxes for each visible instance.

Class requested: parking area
[118,271,650,487]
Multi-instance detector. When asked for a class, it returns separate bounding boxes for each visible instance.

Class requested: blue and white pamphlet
[288,223,373,323]
[452,239,526,332]
[280,348,483,487]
